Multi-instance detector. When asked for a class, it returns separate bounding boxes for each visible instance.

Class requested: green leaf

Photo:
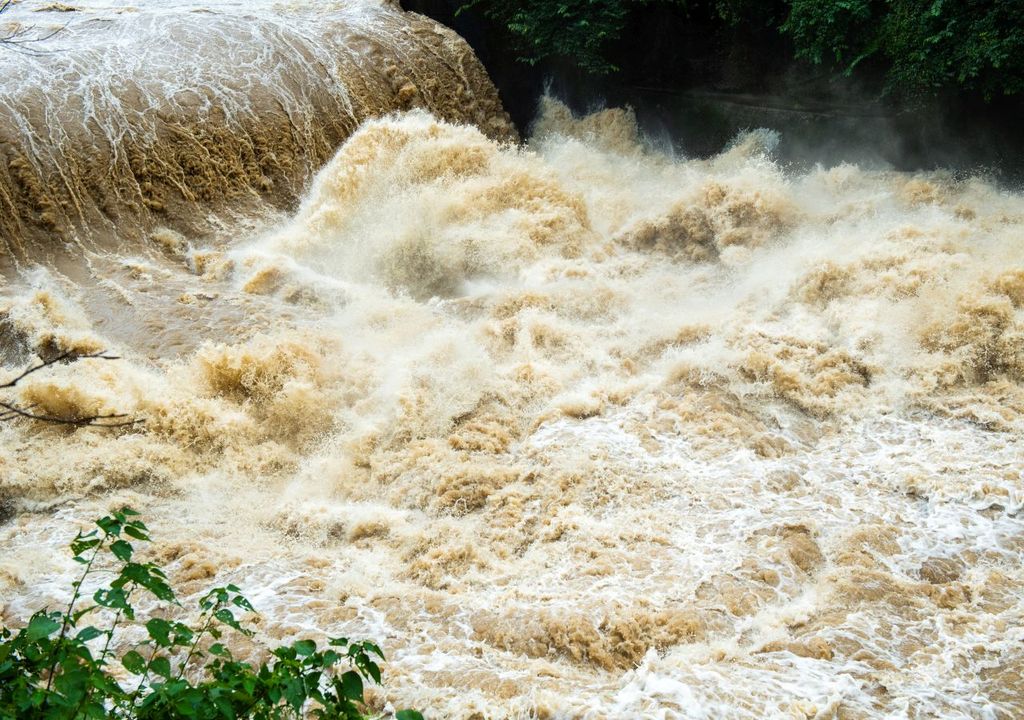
[120,563,176,602]
[150,656,172,679]
[75,626,104,642]
[396,711,426,720]
[274,646,297,661]
[212,696,234,718]
[171,622,194,646]
[94,587,134,618]
[71,537,101,557]
[26,614,60,642]
[293,639,316,657]
[97,516,122,536]
[122,650,147,674]
[123,525,150,541]
[282,684,304,711]
[110,539,134,562]
[340,670,363,702]
[82,701,109,719]
[146,618,173,647]
[73,605,99,623]
[213,608,247,634]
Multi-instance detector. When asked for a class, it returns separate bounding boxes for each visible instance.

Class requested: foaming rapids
[2,94,1023,718]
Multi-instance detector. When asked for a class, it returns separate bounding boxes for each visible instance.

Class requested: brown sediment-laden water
[1,2,1023,718]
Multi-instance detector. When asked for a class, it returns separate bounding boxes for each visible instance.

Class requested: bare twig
[0,351,119,389]
[0,0,66,56]
[0,351,142,428]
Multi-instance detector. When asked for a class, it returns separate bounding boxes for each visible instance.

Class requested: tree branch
[0,0,66,56]
[0,351,142,428]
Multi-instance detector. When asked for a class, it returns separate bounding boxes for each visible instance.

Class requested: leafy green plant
[778,0,1024,99]
[0,508,423,720]
[458,0,682,74]
[456,0,1024,98]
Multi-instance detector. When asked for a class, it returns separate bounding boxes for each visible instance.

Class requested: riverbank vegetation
[0,508,421,720]
[458,0,1024,99]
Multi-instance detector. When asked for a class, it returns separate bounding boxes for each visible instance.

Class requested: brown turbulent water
[1,2,1023,719]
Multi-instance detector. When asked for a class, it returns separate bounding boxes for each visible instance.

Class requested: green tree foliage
[459,0,672,73]
[0,508,424,720]
[784,0,1024,98]
[460,0,1024,98]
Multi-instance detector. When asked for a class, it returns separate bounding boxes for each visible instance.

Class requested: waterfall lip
[0,0,515,268]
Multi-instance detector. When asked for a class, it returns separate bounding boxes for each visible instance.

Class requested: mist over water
[2,4,1023,718]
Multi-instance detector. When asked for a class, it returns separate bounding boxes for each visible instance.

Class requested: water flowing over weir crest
[0,0,515,272]
[2,62,1024,720]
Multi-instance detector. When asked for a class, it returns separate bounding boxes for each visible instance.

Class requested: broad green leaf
[75,626,104,642]
[146,618,174,647]
[365,660,381,684]
[340,670,363,702]
[123,525,150,541]
[94,587,133,617]
[283,678,306,711]
[71,537,101,557]
[110,539,133,562]
[150,656,172,679]
[119,563,175,602]
[82,702,108,719]
[396,711,426,720]
[96,516,122,536]
[73,605,99,623]
[122,650,146,674]
[171,622,194,646]
[213,608,242,631]
[213,696,234,717]
[26,614,60,642]
[274,646,297,661]
[293,639,316,657]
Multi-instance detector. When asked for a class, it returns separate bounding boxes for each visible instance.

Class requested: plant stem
[43,533,108,700]
[175,610,215,682]
[75,587,132,718]
[97,598,128,665]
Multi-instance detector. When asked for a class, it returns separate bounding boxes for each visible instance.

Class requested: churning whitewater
[2,3,1023,718]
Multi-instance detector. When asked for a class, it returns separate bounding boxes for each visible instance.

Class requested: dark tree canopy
[460,0,1024,99]
[784,0,1024,99]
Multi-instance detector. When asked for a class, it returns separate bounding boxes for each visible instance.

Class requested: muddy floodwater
[1,2,1022,718]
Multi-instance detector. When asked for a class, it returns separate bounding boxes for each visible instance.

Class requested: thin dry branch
[0,351,118,389]
[0,0,66,56]
[0,351,141,428]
